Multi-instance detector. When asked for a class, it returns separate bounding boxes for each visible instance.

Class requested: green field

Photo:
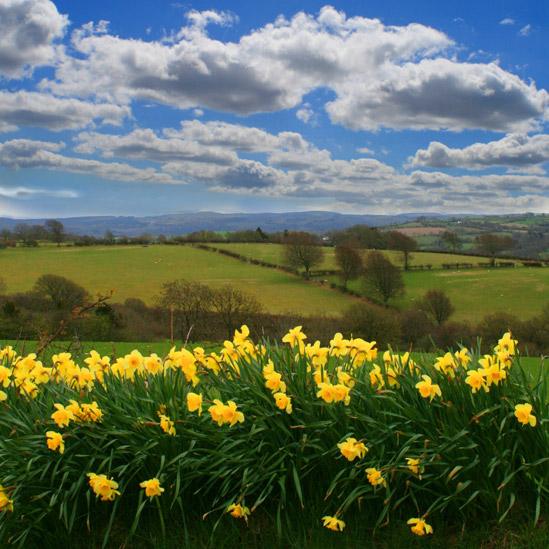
[0,245,359,316]
[214,242,493,269]
[338,267,549,321]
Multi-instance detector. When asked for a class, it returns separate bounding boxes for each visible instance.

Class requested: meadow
[0,245,359,316]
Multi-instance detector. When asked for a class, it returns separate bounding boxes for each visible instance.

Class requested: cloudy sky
[0,0,548,218]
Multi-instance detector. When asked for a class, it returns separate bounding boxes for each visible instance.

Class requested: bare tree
[420,289,455,325]
[363,251,404,305]
[283,231,324,279]
[210,285,262,339]
[335,243,363,289]
[386,231,417,271]
[45,219,66,246]
[156,280,213,340]
[475,234,514,266]
[441,231,462,252]
[34,274,89,311]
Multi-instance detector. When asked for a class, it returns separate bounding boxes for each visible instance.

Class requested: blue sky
[0,0,548,218]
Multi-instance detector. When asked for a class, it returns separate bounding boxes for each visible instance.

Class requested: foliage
[34,274,89,312]
[386,231,418,271]
[335,244,363,289]
[363,251,404,304]
[0,329,546,547]
[283,232,325,279]
[475,234,515,266]
[420,290,455,326]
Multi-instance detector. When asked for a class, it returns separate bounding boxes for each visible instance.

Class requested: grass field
[0,245,359,316]
[214,242,494,269]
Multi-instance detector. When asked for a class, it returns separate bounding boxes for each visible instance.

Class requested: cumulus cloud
[39,5,548,132]
[410,134,549,170]
[296,103,316,124]
[0,139,176,183]
[0,90,130,132]
[499,18,515,26]
[326,58,548,132]
[519,24,532,37]
[0,0,68,78]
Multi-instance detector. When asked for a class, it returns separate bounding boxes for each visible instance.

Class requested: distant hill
[0,211,451,237]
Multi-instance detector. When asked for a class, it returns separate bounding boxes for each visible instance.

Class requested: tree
[104,230,115,244]
[283,231,324,279]
[363,251,404,304]
[475,234,514,266]
[331,225,386,249]
[386,231,417,271]
[335,244,363,288]
[156,280,213,340]
[45,219,65,246]
[441,231,462,252]
[419,289,455,325]
[210,285,262,339]
[34,274,89,310]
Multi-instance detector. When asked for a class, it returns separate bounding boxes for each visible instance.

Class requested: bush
[342,303,401,347]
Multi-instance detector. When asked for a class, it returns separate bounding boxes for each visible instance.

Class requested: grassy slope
[0,245,359,316]
[214,242,495,269]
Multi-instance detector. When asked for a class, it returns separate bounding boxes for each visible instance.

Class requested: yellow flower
[369,365,385,388]
[465,369,488,394]
[227,503,251,519]
[333,384,351,406]
[51,403,75,428]
[222,400,245,427]
[187,392,203,415]
[407,517,433,536]
[329,333,350,357]
[322,515,345,532]
[317,382,336,403]
[144,354,163,375]
[454,347,471,368]
[0,365,11,387]
[406,458,421,476]
[81,402,103,422]
[434,352,457,378]
[264,370,286,393]
[494,331,517,356]
[233,324,250,346]
[482,362,507,387]
[46,431,65,454]
[0,485,13,512]
[365,467,386,487]
[0,390,6,402]
[140,478,165,499]
[514,403,537,427]
[282,326,307,352]
[338,437,368,462]
[415,375,442,401]
[273,392,293,414]
[159,414,176,436]
[87,473,120,502]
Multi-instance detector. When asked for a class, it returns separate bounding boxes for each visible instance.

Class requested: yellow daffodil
[365,467,386,487]
[140,478,164,499]
[406,458,421,476]
[465,369,488,394]
[282,326,307,352]
[227,502,250,519]
[322,515,345,531]
[46,431,64,454]
[0,485,13,512]
[407,517,433,536]
[415,375,442,401]
[338,437,368,462]
[514,403,537,427]
[87,473,120,502]
[187,392,203,415]
[51,403,75,428]
[158,414,176,435]
[273,392,292,414]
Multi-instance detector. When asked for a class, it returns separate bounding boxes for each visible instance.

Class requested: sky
[0,0,548,219]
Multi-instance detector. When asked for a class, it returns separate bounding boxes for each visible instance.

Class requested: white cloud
[185,9,238,30]
[499,18,515,26]
[0,185,77,199]
[519,24,532,37]
[356,147,374,155]
[0,90,130,132]
[410,133,549,170]
[0,139,176,183]
[296,103,315,124]
[0,0,68,78]
[326,58,548,132]
[39,6,548,132]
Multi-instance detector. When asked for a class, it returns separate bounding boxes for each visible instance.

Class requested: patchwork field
[214,242,493,269]
[0,245,359,316]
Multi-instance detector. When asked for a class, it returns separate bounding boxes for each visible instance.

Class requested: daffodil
[187,392,203,415]
[227,502,250,519]
[87,473,120,502]
[282,326,307,352]
[407,517,433,536]
[365,467,386,487]
[338,437,368,461]
[406,458,421,476]
[465,369,488,393]
[273,392,292,414]
[0,485,13,512]
[158,414,176,435]
[514,403,537,427]
[140,478,164,499]
[51,403,75,428]
[415,375,442,401]
[46,431,64,454]
[322,515,345,531]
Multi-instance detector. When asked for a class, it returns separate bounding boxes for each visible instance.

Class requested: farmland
[0,245,359,316]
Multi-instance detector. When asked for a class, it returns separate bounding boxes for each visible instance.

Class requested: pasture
[0,245,359,316]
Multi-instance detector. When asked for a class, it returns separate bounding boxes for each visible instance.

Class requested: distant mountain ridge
[0,211,451,237]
